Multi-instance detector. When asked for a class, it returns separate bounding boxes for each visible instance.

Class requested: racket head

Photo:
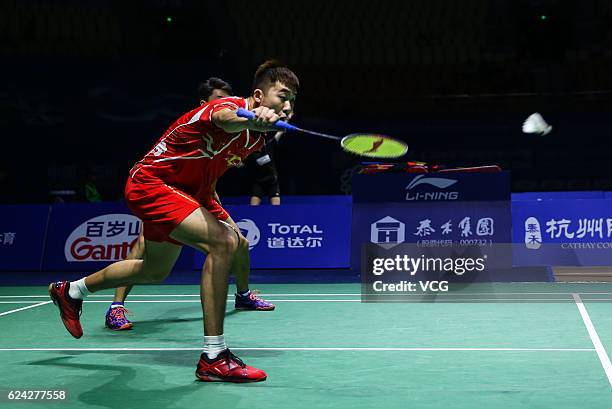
[340,133,408,158]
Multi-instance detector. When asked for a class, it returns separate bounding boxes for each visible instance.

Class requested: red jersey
[129,97,265,201]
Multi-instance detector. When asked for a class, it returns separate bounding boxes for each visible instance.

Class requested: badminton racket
[236,108,408,159]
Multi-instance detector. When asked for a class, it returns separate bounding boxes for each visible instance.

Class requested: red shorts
[124,176,230,244]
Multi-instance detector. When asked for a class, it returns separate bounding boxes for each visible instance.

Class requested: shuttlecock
[522,113,552,135]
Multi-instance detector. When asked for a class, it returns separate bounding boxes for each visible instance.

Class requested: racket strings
[341,134,408,158]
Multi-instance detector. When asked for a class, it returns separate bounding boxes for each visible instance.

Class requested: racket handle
[236,108,298,132]
[235,108,256,120]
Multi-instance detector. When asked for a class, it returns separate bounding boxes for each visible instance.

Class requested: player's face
[200,89,231,105]
[208,89,231,101]
[261,81,296,120]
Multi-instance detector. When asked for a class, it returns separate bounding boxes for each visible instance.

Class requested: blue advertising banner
[351,172,512,270]
[353,172,511,203]
[43,203,140,271]
[42,203,193,271]
[512,199,612,266]
[512,191,606,201]
[193,203,352,269]
[0,205,50,271]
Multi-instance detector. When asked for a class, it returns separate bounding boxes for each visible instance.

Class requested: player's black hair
[252,60,299,94]
[198,77,233,100]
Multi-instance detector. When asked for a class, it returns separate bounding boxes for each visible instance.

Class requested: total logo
[268,223,323,234]
[236,219,260,250]
[236,221,324,250]
[65,214,141,262]
[405,175,459,201]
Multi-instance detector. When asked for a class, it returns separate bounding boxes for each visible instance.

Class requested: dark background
[1,0,612,203]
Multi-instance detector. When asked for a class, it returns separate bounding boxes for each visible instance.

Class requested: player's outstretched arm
[212,106,280,133]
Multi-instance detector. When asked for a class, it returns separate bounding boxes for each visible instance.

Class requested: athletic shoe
[48,281,83,339]
[195,349,267,382]
[235,290,275,311]
[105,305,133,331]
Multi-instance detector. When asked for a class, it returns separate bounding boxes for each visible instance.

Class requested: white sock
[68,278,90,300]
[203,335,227,360]
[237,289,251,297]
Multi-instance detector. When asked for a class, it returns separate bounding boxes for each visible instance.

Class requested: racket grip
[236,108,256,120]
[235,108,298,132]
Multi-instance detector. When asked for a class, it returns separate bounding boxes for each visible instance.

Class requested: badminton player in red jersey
[105,77,276,332]
[49,60,298,382]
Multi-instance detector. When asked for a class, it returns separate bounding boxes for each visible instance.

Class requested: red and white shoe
[195,349,267,383]
[48,281,83,339]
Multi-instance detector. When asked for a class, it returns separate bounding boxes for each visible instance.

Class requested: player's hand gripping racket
[236,108,408,159]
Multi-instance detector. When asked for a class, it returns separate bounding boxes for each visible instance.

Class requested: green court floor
[0,283,611,409]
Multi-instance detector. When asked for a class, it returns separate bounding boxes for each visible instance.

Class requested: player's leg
[49,239,181,338]
[250,168,265,206]
[222,217,275,311]
[169,208,237,335]
[204,197,275,310]
[249,179,263,205]
[224,218,250,294]
[168,208,266,382]
[85,239,180,291]
[266,162,281,205]
[115,232,145,299]
[105,232,145,330]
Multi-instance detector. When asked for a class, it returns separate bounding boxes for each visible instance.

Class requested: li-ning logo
[405,175,459,201]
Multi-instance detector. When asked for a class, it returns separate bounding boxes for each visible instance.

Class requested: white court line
[574,299,612,301]
[371,298,589,302]
[82,298,585,303]
[0,294,362,298]
[83,293,361,297]
[84,296,592,304]
[0,296,592,304]
[0,301,52,317]
[573,293,612,387]
[84,300,365,303]
[0,347,595,352]
[3,292,612,299]
[2,297,606,303]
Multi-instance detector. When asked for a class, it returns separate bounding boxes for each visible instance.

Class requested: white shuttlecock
[522,113,552,135]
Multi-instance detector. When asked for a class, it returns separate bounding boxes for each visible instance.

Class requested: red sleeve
[207,97,247,118]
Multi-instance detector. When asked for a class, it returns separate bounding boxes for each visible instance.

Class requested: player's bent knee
[138,259,172,283]
[181,221,239,256]
[139,268,171,283]
[211,229,239,255]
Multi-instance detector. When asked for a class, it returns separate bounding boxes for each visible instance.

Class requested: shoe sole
[105,323,134,331]
[234,307,275,311]
[49,283,83,339]
[195,372,267,383]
